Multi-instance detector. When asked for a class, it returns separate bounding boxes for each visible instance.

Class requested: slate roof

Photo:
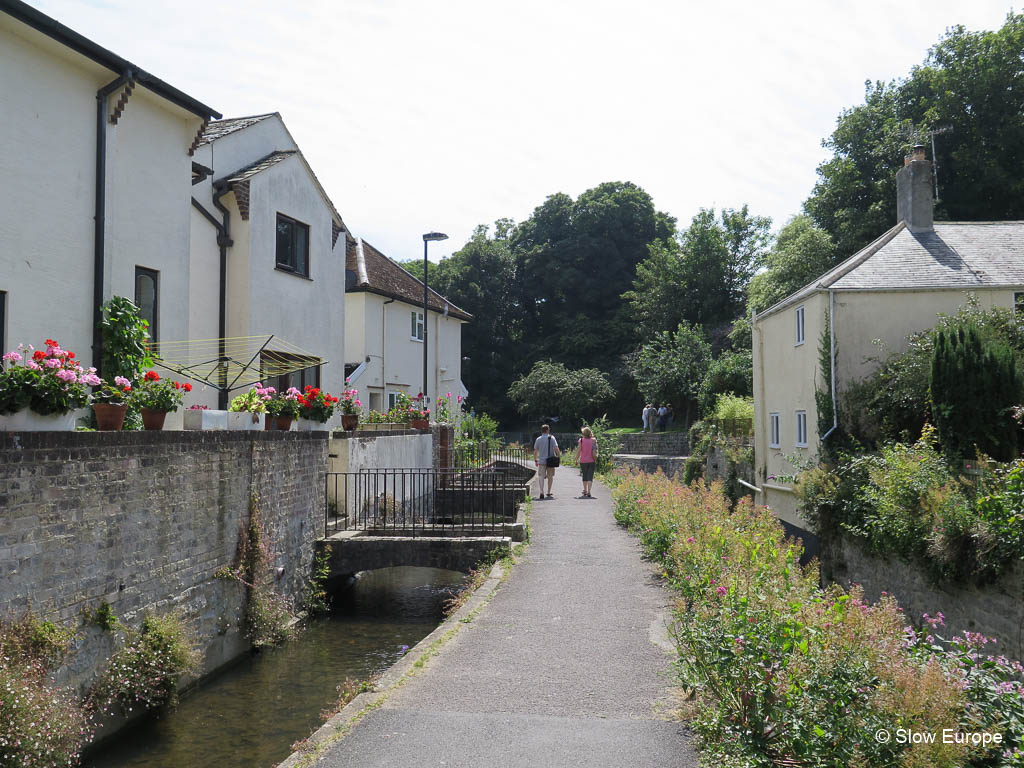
[220,150,296,183]
[197,113,276,146]
[758,221,1024,319]
[346,237,472,321]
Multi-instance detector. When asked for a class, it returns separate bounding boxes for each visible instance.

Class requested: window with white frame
[795,305,805,345]
[388,391,401,409]
[795,410,808,447]
[410,310,424,341]
[1015,292,1024,316]
[769,412,780,448]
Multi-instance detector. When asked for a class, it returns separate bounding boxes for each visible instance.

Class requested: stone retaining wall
[0,430,328,697]
[616,432,689,456]
[827,538,1024,662]
[610,454,687,477]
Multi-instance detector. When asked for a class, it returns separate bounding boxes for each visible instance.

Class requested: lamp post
[422,231,448,404]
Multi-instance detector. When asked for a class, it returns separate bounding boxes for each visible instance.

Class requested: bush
[711,393,753,421]
[90,610,201,715]
[613,472,1023,767]
[699,350,752,414]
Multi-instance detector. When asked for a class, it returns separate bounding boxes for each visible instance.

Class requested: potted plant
[183,404,228,430]
[227,383,272,430]
[265,387,301,431]
[0,339,96,431]
[131,370,189,430]
[338,380,361,430]
[409,393,430,430]
[91,376,133,431]
[295,386,338,430]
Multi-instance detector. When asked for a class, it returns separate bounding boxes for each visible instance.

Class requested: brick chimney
[895,144,933,232]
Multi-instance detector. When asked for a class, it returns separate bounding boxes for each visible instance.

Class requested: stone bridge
[317,532,513,581]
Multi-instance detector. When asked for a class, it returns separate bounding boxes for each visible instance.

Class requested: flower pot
[296,418,328,431]
[92,403,127,431]
[275,416,293,431]
[183,409,228,430]
[227,412,265,431]
[410,419,429,430]
[341,414,359,431]
[0,409,78,431]
[264,416,276,430]
[141,408,167,431]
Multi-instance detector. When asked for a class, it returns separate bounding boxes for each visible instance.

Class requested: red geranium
[144,371,160,382]
[32,350,46,361]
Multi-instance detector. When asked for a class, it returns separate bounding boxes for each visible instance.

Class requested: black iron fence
[325,467,528,537]
[450,442,531,470]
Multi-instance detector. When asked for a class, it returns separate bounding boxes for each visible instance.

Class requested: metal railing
[450,442,531,470]
[325,467,527,537]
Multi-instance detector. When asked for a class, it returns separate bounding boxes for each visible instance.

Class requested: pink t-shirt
[578,437,596,463]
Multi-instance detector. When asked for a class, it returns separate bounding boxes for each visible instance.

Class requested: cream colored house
[753,147,1024,529]
[0,0,219,369]
[345,238,470,414]
[189,114,348,413]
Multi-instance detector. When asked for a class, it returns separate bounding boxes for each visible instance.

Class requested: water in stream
[85,567,466,768]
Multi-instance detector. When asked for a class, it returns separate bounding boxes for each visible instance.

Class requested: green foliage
[931,324,1022,461]
[711,393,753,421]
[0,612,89,768]
[805,13,1024,259]
[506,360,614,426]
[303,546,333,617]
[628,321,711,424]
[580,415,621,474]
[626,206,771,337]
[747,216,838,315]
[132,372,187,413]
[975,459,1024,572]
[699,350,752,413]
[90,611,201,715]
[613,472,1023,767]
[84,600,119,632]
[99,296,154,381]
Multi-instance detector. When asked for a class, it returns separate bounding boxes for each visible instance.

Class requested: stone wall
[827,538,1024,662]
[610,455,687,477]
[616,432,689,456]
[0,430,328,697]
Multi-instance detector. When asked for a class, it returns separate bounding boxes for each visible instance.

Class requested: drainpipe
[92,70,133,376]
[382,297,395,405]
[821,289,839,441]
[211,183,234,409]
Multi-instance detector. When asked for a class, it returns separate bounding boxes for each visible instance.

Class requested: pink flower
[26,361,41,371]
[55,368,77,382]
[2,351,21,362]
[44,358,61,368]
[114,376,131,388]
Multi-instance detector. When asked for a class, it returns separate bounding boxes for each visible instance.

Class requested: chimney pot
[911,144,927,162]
[895,149,934,232]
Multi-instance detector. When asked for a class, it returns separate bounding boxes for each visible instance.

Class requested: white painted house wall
[0,16,202,372]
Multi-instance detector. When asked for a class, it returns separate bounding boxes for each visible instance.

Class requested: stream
[85,566,466,768]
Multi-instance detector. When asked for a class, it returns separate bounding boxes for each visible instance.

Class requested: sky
[32,0,1018,262]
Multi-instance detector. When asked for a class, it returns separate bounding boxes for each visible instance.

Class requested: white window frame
[387,391,401,410]
[795,305,805,346]
[769,412,780,448]
[795,410,808,447]
[1015,292,1024,316]
[411,310,424,342]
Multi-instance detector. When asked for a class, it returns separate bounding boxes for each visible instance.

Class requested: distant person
[657,404,668,432]
[643,403,656,433]
[577,426,598,499]
[533,424,561,500]
[641,403,649,432]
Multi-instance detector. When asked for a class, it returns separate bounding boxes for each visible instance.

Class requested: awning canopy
[148,335,326,393]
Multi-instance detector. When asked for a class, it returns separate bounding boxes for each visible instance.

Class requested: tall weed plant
[612,471,1024,767]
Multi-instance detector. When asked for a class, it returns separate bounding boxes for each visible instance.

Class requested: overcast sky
[34,0,1017,261]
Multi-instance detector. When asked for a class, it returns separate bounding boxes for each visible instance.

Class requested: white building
[345,238,470,414]
[189,113,348,412]
[0,0,220,369]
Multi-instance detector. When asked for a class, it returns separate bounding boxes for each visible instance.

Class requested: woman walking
[577,426,598,499]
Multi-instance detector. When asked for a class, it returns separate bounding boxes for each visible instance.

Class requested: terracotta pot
[93,403,128,431]
[410,419,429,430]
[341,414,359,431]
[264,416,276,430]
[140,407,167,431]
[275,416,293,431]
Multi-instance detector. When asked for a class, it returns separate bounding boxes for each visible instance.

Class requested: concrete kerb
[276,540,518,768]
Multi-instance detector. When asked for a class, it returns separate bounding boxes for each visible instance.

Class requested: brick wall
[0,430,328,695]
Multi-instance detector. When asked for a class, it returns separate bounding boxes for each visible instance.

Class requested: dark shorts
[580,462,596,482]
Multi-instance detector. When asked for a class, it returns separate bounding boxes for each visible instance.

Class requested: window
[795,305,805,345]
[795,410,808,447]
[411,311,424,341]
[769,412,780,448]
[0,291,6,360]
[261,351,320,394]
[276,213,310,277]
[135,267,159,342]
[369,391,383,412]
[388,391,401,410]
[1015,292,1024,316]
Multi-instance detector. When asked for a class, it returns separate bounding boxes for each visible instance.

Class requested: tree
[628,322,711,425]
[625,206,771,337]
[506,361,615,427]
[699,350,753,413]
[747,216,837,315]
[805,13,1024,259]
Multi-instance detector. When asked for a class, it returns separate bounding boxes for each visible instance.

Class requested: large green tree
[506,360,615,426]
[625,206,771,337]
[628,321,712,425]
[747,215,837,315]
[805,13,1024,259]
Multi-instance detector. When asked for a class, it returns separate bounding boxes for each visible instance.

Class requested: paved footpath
[314,467,699,768]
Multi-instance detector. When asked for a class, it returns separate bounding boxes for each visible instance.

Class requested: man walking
[533,424,561,500]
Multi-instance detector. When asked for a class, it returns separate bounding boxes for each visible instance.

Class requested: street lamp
[422,231,448,403]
